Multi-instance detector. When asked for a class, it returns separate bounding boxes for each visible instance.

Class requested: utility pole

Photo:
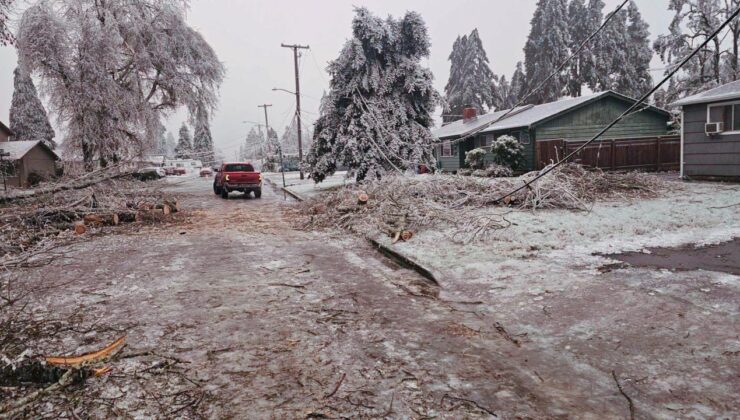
[0,149,9,192]
[258,104,285,188]
[281,43,310,180]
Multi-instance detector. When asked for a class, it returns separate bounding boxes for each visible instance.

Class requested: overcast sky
[0,0,673,158]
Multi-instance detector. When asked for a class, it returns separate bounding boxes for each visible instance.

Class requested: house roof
[433,107,530,140]
[432,91,671,140]
[0,121,12,136]
[0,141,59,161]
[670,80,740,107]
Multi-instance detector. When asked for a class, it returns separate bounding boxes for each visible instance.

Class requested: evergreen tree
[593,5,629,92]
[165,132,177,157]
[567,0,599,96]
[617,1,653,98]
[0,0,13,46]
[245,127,264,159]
[524,0,571,104]
[174,123,193,159]
[192,105,215,165]
[9,67,56,148]
[584,0,606,92]
[306,8,439,183]
[443,29,495,121]
[154,122,167,155]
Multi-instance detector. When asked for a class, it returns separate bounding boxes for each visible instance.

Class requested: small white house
[164,159,203,172]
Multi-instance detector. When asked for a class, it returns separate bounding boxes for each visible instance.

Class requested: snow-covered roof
[433,91,670,140]
[481,94,603,133]
[0,141,58,161]
[433,108,524,140]
[0,121,12,136]
[670,80,740,107]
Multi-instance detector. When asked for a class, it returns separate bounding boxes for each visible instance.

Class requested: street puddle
[603,238,740,275]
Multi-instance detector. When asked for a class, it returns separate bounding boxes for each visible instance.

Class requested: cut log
[401,230,414,242]
[117,211,138,223]
[357,192,369,205]
[135,208,165,223]
[163,198,180,213]
[155,204,172,215]
[83,213,120,226]
[73,222,86,235]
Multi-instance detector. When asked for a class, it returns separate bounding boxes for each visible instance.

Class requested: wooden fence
[535,136,680,171]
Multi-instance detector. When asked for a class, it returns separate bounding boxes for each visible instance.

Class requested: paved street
[10,176,737,418]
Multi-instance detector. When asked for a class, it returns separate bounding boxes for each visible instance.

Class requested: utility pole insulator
[281,43,310,180]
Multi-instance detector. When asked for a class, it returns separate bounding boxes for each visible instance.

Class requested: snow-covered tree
[244,127,264,160]
[493,62,527,110]
[566,0,601,96]
[490,135,525,170]
[174,124,193,159]
[444,29,495,121]
[524,0,571,104]
[165,132,177,158]
[306,8,439,183]
[9,67,56,148]
[0,0,13,46]
[654,0,740,105]
[16,0,224,170]
[616,1,653,98]
[592,4,629,92]
[192,104,215,165]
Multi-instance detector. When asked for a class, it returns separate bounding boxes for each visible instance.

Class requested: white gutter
[680,109,685,179]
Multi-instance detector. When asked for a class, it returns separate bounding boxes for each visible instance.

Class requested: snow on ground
[384,179,740,281]
[264,171,352,199]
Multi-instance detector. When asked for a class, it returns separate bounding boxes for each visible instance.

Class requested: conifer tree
[617,1,653,98]
[567,0,600,96]
[0,0,13,46]
[9,67,56,148]
[192,105,215,164]
[443,29,495,121]
[306,8,439,183]
[523,0,571,104]
[174,123,193,159]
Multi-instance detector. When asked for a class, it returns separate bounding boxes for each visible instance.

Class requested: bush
[457,168,473,176]
[470,164,513,178]
[464,148,487,170]
[27,172,46,186]
[490,135,525,170]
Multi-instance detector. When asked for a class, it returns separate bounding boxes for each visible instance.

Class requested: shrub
[457,168,473,176]
[483,164,514,178]
[464,148,487,170]
[490,135,525,170]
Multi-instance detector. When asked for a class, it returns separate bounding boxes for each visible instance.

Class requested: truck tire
[213,183,221,195]
[254,189,262,199]
[221,188,229,199]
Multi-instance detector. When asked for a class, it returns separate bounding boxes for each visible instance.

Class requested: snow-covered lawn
[263,171,352,199]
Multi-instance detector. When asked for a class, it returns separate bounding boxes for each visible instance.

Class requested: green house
[432,91,673,172]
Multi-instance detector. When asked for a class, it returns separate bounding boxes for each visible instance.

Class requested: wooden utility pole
[258,104,285,187]
[281,43,310,180]
[0,149,10,192]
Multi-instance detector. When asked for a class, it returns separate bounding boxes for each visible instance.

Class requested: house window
[485,134,495,147]
[707,102,740,132]
[441,141,455,157]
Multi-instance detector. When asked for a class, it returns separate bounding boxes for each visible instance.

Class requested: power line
[492,3,740,204]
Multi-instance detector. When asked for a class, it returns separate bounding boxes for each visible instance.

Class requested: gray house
[433,91,675,173]
[671,81,740,180]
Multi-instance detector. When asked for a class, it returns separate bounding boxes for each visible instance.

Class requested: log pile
[0,171,181,262]
[294,164,665,244]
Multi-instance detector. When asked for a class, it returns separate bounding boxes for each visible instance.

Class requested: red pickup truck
[213,163,262,199]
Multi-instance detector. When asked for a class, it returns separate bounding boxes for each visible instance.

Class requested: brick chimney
[463,107,478,122]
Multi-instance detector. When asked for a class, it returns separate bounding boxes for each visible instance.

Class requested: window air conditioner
[705,122,724,135]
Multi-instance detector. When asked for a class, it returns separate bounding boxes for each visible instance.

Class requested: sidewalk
[263,171,351,200]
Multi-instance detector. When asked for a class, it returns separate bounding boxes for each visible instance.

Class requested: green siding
[436,144,462,172]
[535,96,669,142]
[436,95,670,172]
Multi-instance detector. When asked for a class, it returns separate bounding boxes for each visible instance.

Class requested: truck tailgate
[226,172,260,183]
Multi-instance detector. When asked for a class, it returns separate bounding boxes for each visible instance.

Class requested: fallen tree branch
[324,372,346,399]
[0,368,77,419]
[441,393,497,417]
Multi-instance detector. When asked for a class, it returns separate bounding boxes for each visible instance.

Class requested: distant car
[213,162,262,199]
[135,167,166,181]
[163,167,177,176]
[200,168,213,177]
[173,167,187,176]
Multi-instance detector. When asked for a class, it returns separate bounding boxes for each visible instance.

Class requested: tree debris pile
[295,164,665,243]
[0,171,181,264]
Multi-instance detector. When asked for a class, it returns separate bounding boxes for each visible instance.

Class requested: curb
[267,176,441,287]
[365,237,441,286]
[264,178,305,201]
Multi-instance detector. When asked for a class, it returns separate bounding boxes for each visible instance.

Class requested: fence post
[656,137,662,172]
[611,140,616,170]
